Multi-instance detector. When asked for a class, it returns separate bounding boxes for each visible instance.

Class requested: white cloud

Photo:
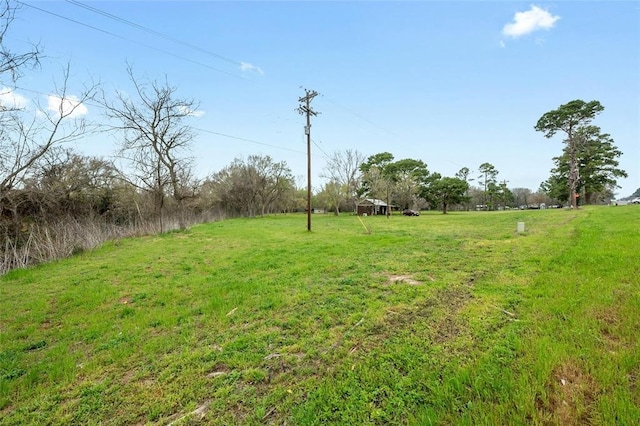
[502,5,560,38]
[499,40,506,48]
[0,87,29,110]
[240,61,264,75]
[178,105,205,117]
[47,95,88,118]
[189,109,205,118]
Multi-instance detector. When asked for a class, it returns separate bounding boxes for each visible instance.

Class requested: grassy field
[1,206,638,425]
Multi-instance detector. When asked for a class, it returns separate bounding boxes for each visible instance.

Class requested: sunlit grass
[1,206,638,424]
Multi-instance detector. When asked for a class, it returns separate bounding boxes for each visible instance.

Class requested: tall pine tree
[541,125,627,204]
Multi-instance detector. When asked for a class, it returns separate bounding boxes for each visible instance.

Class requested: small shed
[357,198,388,216]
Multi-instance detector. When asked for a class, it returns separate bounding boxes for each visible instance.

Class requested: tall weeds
[0,209,225,275]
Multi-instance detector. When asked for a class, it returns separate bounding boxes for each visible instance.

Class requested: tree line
[318,151,556,216]
[322,100,627,215]
[0,3,306,272]
[0,2,627,273]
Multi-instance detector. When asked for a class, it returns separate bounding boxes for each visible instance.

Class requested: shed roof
[359,198,387,206]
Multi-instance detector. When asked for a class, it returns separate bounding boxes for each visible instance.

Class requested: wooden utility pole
[297,89,319,231]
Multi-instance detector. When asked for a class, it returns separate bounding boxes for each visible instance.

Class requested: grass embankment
[1,206,638,424]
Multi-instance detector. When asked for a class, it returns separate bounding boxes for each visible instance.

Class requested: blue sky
[6,1,640,197]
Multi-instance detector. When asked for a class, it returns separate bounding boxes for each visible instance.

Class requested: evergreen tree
[541,125,627,204]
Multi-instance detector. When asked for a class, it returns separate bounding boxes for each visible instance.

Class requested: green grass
[1,206,638,425]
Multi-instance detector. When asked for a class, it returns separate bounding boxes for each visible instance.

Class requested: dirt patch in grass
[592,307,622,350]
[120,369,136,385]
[437,285,473,309]
[206,363,230,378]
[370,283,473,349]
[385,274,423,286]
[40,318,59,330]
[593,307,618,326]
[428,286,473,346]
[167,400,211,425]
[536,360,599,425]
[432,316,462,344]
[590,305,636,353]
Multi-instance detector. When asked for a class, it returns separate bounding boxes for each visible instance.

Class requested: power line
[194,127,306,156]
[310,138,331,160]
[16,1,245,79]
[11,84,107,113]
[321,94,403,140]
[8,85,312,159]
[321,94,471,170]
[31,4,426,158]
[319,94,468,169]
[16,1,487,180]
[18,2,431,168]
[64,0,244,67]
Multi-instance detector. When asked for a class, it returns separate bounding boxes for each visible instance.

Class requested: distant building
[357,198,388,216]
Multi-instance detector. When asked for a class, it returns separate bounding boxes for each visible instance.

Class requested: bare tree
[250,155,295,216]
[0,0,40,86]
[0,66,96,192]
[0,0,59,199]
[316,180,342,215]
[206,155,294,217]
[0,66,96,241]
[104,67,198,230]
[511,187,532,208]
[321,149,365,214]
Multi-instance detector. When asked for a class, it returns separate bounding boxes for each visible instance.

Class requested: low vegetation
[1,206,638,424]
